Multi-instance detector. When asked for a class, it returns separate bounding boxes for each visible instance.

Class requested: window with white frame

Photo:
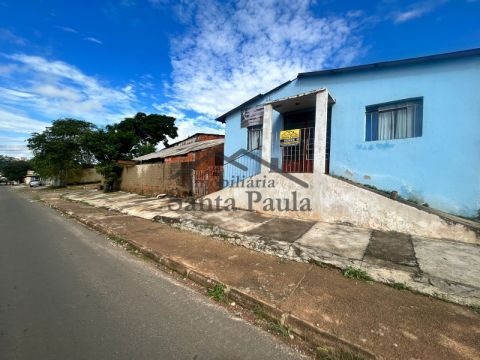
[365,98,423,141]
[247,125,263,150]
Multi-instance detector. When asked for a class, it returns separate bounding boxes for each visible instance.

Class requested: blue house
[208,49,480,243]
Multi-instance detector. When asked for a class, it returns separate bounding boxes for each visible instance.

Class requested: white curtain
[371,100,421,141]
[378,111,392,140]
[248,128,262,150]
[395,108,408,138]
[378,105,414,140]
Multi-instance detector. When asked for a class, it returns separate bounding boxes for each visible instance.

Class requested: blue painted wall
[223,55,480,217]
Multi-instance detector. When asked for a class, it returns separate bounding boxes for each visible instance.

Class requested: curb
[47,199,377,359]
[62,194,480,307]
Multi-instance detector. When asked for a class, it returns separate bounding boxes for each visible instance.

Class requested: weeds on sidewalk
[253,306,289,337]
[268,321,289,337]
[109,235,147,259]
[60,194,91,207]
[343,267,372,281]
[207,284,226,302]
[469,304,480,315]
[390,282,410,291]
[316,347,365,360]
[253,306,268,320]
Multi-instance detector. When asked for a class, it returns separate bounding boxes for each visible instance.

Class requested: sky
[0,0,479,158]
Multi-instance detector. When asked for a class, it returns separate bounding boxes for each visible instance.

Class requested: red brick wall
[192,144,224,194]
[164,143,224,166]
[120,143,224,197]
[120,162,193,197]
[164,153,194,163]
[173,134,224,147]
[196,134,224,142]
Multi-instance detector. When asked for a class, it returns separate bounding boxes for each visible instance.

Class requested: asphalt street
[0,187,305,360]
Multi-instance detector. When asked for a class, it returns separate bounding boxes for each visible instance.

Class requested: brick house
[120,133,224,197]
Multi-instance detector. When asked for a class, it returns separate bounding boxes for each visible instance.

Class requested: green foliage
[268,321,289,337]
[207,284,226,301]
[253,306,268,320]
[343,267,373,281]
[115,112,178,156]
[390,282,410,291]
[0,155,15,173]
[316,347,365,360]
[27,119,96,185]
[1,159,31,182]
[26,113,177,191]
[84,112,177,192]
[470,304,480,315]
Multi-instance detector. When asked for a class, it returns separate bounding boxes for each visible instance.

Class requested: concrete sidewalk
[61,188,480,307]
[25,187,480,360]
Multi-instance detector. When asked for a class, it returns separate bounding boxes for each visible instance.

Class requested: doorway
[282,109,315,173]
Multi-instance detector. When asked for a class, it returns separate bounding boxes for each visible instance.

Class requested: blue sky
[0,0,479,157]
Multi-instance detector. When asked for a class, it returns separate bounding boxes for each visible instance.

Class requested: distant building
[121,133,224,197]
[24,170,38,185]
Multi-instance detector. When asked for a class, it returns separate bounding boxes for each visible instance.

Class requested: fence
[192,166,223,197]
[223,148,262,187]
[271,127,314,173]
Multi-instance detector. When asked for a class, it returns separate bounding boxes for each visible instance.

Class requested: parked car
[29,179,41,187]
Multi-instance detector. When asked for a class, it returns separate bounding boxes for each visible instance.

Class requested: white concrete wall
[215,88,479,244]
[204,172,479,244]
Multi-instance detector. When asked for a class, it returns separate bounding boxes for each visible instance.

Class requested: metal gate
[192,166,223,197]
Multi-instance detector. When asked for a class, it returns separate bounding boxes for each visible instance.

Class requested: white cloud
[55,26,79,34]
[159,0,365,119]
[163,115,224,148]
[175,117,224,140]
[0,109,48,134]
[0,28,27,45]
[33,84,82,101]
[0,53,136,124]
[0,87,35,100]
[393,1,446,23]
[0,142,31,158]
[152,103,186,120]
[55,26,104,46]
[0,53,140,157]
[84,36,103,44]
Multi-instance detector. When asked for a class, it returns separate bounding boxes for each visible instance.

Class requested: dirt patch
[364,230,417,269]
[247,218,316,243]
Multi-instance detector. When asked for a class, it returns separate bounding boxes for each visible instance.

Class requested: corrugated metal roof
[216,48,480,123]
[297,48,480,78]
[215,79,293,123]
[134,138,224,162]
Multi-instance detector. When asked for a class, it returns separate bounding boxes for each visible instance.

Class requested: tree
[0,155,15,174]
[2,160,31,182]
[27,119,96,186]
[85,112,177,192]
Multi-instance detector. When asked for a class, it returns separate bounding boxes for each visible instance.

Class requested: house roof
[134,138,224,162]
[215,79,293,123]
[297,48,480,78]
[166,132,224,148]
[215,48,480,123]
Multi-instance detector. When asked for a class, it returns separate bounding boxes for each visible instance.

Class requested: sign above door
[241,105,264,128]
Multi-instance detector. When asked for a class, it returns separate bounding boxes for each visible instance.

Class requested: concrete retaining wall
[120,162,193,196]
[203,172,479,244]
[68,168,103,184]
